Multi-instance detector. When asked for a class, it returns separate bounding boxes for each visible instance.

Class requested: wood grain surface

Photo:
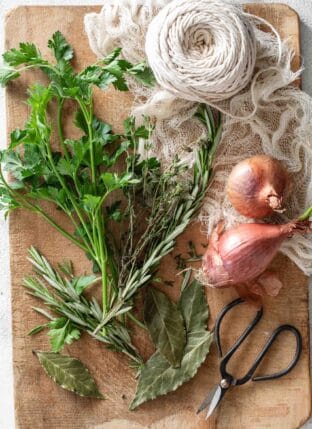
[5,4,311,429]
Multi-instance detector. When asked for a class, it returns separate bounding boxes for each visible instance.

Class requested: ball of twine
[145,0,257,103]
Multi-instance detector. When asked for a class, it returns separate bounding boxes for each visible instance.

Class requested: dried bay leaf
[144,288,186,368]
[34,351,104,399]
[130,280,212,410]
[130,331,213,410]
[179,279,209,333]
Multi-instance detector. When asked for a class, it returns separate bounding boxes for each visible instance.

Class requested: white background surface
[0,1,311,428]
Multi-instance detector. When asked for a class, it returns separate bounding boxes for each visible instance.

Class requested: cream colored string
[145,0,289,121]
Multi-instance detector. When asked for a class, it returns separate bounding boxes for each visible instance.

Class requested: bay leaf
[144,288,186,368]
[179,279,209,332]
[35,351,104,399]
[130,279,212,410]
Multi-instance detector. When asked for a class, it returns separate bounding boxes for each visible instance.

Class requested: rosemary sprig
[24,247,143,365]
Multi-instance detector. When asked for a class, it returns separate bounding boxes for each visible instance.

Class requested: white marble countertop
[0,1,311,428]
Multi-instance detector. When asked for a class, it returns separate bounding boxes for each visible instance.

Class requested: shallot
[202,220,311,302]
[227,155,291,218]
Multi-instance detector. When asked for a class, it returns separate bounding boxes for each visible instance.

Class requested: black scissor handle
[243,324,302,384]
[214,298,263,358]
[215,298,302,386]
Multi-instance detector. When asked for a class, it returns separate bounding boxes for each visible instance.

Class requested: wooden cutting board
[5,4,311,429]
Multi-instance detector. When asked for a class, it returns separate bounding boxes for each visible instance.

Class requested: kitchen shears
[197,298,302,420]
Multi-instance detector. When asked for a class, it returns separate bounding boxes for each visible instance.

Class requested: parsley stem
[0,167,88,252]
[97,214,108,313]
[127,312,147,331]
[44,140,95,252]
[76,98,97,190]
[75,96,109,314]
[56,98,69,159]
[36,209,88,252]
[67,212,97,262]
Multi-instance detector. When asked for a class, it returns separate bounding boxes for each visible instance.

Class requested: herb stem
[36,209,88,252]
[127,312,147,330]
[298,206,312,221]
[0,167,87,252]
[97,215,108,313]
[67,212,97,261]
[56,98,69,159]
[76,98,96,189]
[76,96,109,314]
[44,140,95,251]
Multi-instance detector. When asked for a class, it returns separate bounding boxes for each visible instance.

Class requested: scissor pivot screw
[220,379,230,389]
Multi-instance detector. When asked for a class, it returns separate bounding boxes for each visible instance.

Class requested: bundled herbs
[0,32,220,407]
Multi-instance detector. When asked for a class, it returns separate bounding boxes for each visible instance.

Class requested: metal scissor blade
[205,385,223,419]
[197,384,219,414]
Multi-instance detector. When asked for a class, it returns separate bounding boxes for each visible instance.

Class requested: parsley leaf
[48,31,74,63]
[47,317,80,353]
[0,67,20,87]
[128,62,156,87]
[71,275,97,295]
[3,42,42,66]
[82,194,101,213]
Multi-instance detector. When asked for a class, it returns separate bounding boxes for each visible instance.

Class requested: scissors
[197,298,302,420]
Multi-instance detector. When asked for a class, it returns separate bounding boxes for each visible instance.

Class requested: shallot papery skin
[202,221,308,291]
[227,155,290,218]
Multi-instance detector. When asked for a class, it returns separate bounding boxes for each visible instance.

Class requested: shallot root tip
[267,194,284,211]
[293,220,312,233]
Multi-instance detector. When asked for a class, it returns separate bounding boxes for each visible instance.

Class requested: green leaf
[134,125,149,139]
[79,65,102,83]
[25,84,52,144]
[0,185,21,216]
[130,280,212,410]
[179,279,209,333]
[82,194,101,212]
[0,67,20,86]
[74,109,88,134]
[128,62,156,87]
[9,128,27,149]
[100,172,117,190]
[104,61,129,91]
[97,72,118,90]
[48,31,74,63]
[3,42,42,66]
[106,200,122,222]
[92,116,112,140]
[71,275,97,295]
[65,138,88,164]
[1,150,32,181]
[101,172,139,192]
[47,318,81,352]
[27,324,47,336]
[57,158,76,176]
[35,351,104,399]
[102,48,122,65]
[144,288,186,368]
[27,187,68,209]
